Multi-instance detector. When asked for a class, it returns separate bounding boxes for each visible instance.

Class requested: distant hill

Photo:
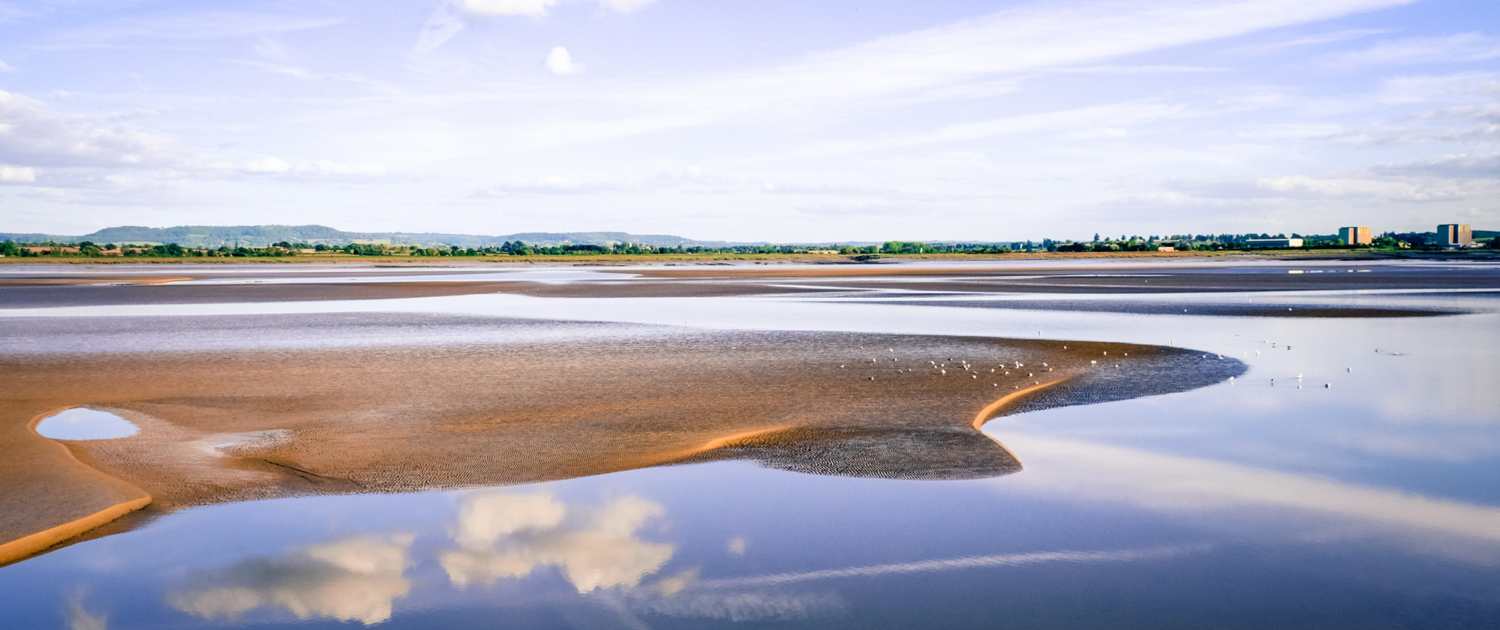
[0,225,754,248]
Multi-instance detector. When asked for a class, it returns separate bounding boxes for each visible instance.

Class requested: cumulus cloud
[545,47,581,75]
[169,534,414,626]
[439,491,674,593]
[0,90,186,169]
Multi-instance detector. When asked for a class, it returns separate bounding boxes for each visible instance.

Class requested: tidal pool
[34,408,138,441]
[1,262,1498,629]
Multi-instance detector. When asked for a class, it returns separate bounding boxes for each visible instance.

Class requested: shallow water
[2,262,1499,628]
[33,408,139,441]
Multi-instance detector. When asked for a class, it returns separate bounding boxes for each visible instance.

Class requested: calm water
[34,409,139,441]
[4,263,1499,628]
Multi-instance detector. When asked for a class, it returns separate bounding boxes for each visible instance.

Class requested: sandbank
[0,324,1240,563]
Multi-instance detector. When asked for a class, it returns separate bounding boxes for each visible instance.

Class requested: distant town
[1,223,1494,259]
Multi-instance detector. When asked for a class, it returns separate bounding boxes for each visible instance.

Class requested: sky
[0,0,1497,242]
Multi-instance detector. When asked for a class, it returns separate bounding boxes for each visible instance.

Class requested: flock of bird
[839,347,1116,389]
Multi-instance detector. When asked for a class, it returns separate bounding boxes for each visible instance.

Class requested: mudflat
[0,315,1238,565]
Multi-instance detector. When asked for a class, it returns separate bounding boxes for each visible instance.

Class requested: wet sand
[0,324,1239,565]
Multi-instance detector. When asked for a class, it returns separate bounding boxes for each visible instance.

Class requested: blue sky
[1,0,1496,241]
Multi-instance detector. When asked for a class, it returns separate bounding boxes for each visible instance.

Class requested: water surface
[2,262,1498,629]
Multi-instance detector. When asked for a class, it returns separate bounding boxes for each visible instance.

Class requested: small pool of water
[34,408,138,440]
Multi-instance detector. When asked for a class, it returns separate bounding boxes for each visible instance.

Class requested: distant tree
[0,240,18,257]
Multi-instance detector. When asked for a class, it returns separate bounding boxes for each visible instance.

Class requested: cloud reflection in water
[168,534,414,625]
[440,491,675,593]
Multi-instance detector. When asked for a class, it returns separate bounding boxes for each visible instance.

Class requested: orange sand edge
[969,377,1073,466]
[0,408,157,565]
[0,495,152,566]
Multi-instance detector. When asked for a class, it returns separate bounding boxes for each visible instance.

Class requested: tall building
[1338,226,1372,245]
[1437,224,1473,248]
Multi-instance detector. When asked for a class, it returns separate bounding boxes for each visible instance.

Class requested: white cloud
[1372,154,1500,179]
[502,0,1420,151]
[458,0,560,18]
[48,12,344,48]
[294,161,389,176]
[439,491,674,593]
[241,157,290,173]
[170,534,415,626]
[242,157,388,177]
[478,175,630,195]
[66,593,108,630]
[1234,28,1394,56]
[0,165,37,182]
[1328,32,1500,67]
[1168,174,1489,202]
[0,90,186,169]
[0,59,14,72]
[457,0,655,18]
[545,47,582,75]
[451,492,566,549]
[596,0,657,13]
[420,0,656,52]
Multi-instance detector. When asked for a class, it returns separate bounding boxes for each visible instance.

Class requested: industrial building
[1437,224,1473,248]
[1338,226,1372,246]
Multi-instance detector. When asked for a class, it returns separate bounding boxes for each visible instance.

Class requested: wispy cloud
[47,11,344,49]
[1003,435,1500,562]
[1326,32,1500,67]
[1233,28,1395,56]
